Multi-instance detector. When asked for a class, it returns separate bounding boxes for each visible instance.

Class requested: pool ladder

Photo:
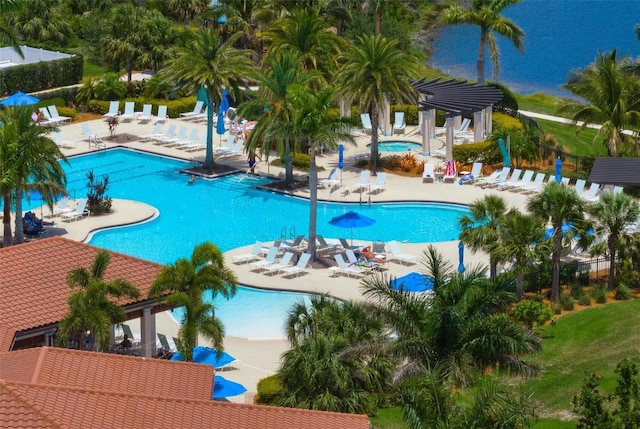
[281,225,296,241]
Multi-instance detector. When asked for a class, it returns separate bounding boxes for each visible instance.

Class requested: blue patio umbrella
[0,91,39,106]
[544,222,593,240]
[170,346,236,369]
[555,156,562,182]
[458,241,465,273]
[219,89,230,115]
[216,109,226,145]
[338,144,344,185]
[213,376,247,399]
[390,272,434,293]
[328,210,376,245]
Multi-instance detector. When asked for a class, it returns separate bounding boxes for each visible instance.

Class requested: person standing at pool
[188,175,196,185]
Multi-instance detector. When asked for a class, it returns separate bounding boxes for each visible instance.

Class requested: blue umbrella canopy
[390,272,434,293]
[213,376,247,399]
[216,110,226,142]
[555,156,562,182]
[170,346,236,369]
[328,211,376,245]
[544,222,593,240]
[219,89,230,114]
[338,144,344,169]
[458,241,465,273]
[0,91,39,106]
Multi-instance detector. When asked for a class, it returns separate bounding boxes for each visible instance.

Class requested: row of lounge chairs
[39,105,71,125]
[103,101,168,124]
[360,112,406,135]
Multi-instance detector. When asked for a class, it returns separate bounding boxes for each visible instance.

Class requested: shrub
[86,170,112,215]
[552,303,563,315]
[492,112,524,133]
[510,300,554,332]
[256,374,282,405]
[578,295,592,306]
[452,140,502,165]
[591,285,609,304]
[559,293,575,311]
[614,284,632,301]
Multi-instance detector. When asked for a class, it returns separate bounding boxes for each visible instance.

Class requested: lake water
[430,0,640,96]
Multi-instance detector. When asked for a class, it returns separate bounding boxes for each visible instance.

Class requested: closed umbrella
[458,241,465,273]
[0,91,39,106]
[219,89,230,114]
[555,156,562,182]
[216,109,226,146]
[328,210,375,245]
[338,144,344,186]
[170,346,236,369]
[213,376,247,399]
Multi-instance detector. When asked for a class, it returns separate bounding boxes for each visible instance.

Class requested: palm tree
[440,0,525,85]
[162,28,255,169]
[588,191,640,290]
[490,208,547,300]
[148,242,238,362]
[0,106,67,246]
[8,0,73,45]
[558,50,640,157]
[266,84,353,258]
[458,194,508,280]
[57,250,140,352]
[528,181,588,303]
[0,0,24,57]
[334,34,421,175]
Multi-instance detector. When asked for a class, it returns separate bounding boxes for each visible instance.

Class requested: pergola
[412,78,504,161]
[588,158,640,186]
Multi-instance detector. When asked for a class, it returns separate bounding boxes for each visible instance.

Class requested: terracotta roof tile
[0,348,370,429]
[0,237,164,352]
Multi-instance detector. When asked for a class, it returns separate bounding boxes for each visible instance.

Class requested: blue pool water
[368,141,422,152]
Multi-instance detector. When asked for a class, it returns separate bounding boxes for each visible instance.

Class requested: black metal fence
[523,256,610,295]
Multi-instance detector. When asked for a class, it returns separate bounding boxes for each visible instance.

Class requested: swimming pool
[367,141,422,152]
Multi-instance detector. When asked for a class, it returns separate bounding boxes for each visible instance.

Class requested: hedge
[86,96,198,118]
[0,54,83,96]
[452,140,502,165]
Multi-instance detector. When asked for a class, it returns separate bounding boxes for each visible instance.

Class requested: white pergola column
[485,106,493,134]
[473,110,484,142]
[445,116,455,160]
[340,100,350,118]
[429,109,436,138]
[453,115,462,130]
[140,307,156,358]
[421,110,432,156]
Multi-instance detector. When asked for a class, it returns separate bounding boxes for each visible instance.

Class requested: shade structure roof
[588,157,640,186]
[412,77,504,115]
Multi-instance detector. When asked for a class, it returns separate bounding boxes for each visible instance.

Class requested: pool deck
[17,117,532,403]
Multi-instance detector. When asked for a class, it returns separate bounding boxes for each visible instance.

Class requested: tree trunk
[370,105,380,176]
[608,238,616,290]
[3,194,12,247]
[516,273,524,301]
[375,12,382,35]
[285,141,293,184]
[308,147,318,260]
[14,188,24,244]
[489,255,498,280]
[204,97,216,169]
[551,230,562,303]
[477,29,487,85]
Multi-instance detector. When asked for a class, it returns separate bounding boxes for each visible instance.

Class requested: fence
[523,256,610,295]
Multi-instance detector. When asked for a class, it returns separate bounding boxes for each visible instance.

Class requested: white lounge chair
[180,100,204,119]
[51,196,73,216]
[155,105,168,123]
[250,247,278,271]
[435,117,471,136]
[520,172,547,194]
[502,169,534,191]
[119,102,135,121]
[349,170,371,193]
[153,124,176,144]
[47,105,71,123]
[51,131,76,149]
[573,179,586,196]
[184,133,207,152]
[393,111,406,134]
[474,169,500,186]
[218,139,244,157]
[231,241,263,264]
[38,107,57,125]
[175,129,199,150]
[281,253,312,278]
[139,122,163,141]
[162,126,188,147]
[318,167,340,188]
[496,168,522,190]
[386,241,418,265]
[61,198,90,221]
[262,252,295,275]
[328,253,365,278]
[280,235,306,253]
[482,168,511,189]
[193,106,209,122]
[103,101,119,118]
[137,104,153,122]
[80,123,104,147]
[580,183,601,202]
[459,162,483,185]
[213,134,235,154]
[422,163,435,183]
[369,172,386,194]
[360,113,373,134]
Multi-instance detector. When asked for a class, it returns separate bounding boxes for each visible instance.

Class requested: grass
[515,92,568,117]
[370,407,408,429]
[523,299,640,424]
[534,118,606,158]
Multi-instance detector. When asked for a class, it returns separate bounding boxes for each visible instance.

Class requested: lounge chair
[459,162,482,185]
[250,246,279,272]
[38,107,57,125]
[139,122,163,141]
[193,106,209,122]
[157,333,174,356]
[119,102,135,121]
[318,167,340,188]
[281,253,312,278]
[259,240,281,256]
[338,238,360,251]
[155,105,168,123]
[184,133,207,152]
[386,240,418,265]
[561,177,571,186]
[280,235,306,252]
[422,163,435,183]
[61,198,90,221]
[360,113,373,134]
[481,168,511,189]
[161,126,188,147]
[520,172,547,194]
[474,169,501,186]
[393,111,406,134]
[349,170,371,193]
[51,196,73,216]
[231,241,263,264]
[496,168,522,190]
[435,117,471,136]
[443,161,456,184]
[103,101,119,118]
[137,104,153,122]
[213,134,235,154]
[153,124,176,144]
[51,131,76,149]
[80,123,104,147]
[316,235,340,254]
[613,186,623,195]
[261,252,295,275]
[218,139,244,157]
[180,100,204,119]
[345,249,360,266]
[175,129,199,150]
[328,253,365,278]
[372,241,387,256]
[501,169,533,191]
[573,179,587,196]
[580,183,601,202]
[369,172,386,194]
[47,105,71,123]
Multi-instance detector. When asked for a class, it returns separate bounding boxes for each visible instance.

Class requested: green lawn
[516,92,567,117]
[370,407,408,429]
[534,118,607,158]
[524,299,640,425]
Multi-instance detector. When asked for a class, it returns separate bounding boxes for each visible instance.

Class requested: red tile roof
[0,348,370,429]
[0,237,164,352]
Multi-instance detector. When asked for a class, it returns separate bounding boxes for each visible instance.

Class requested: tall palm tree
[528,181,588,303]
[588,191,640,290]
[0,0,24,57]
[558,50,640,157]
[239,52,319,185]
[266,84,353,258]
[0,106,67,246]
[458,194,508,280]
[334,34,421,175]
[440,0,525,85]
[57,250,140,352]
[8,0,73,45]
[490,208,547,300]
[162,28,255,169]
[148,242,238,362]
